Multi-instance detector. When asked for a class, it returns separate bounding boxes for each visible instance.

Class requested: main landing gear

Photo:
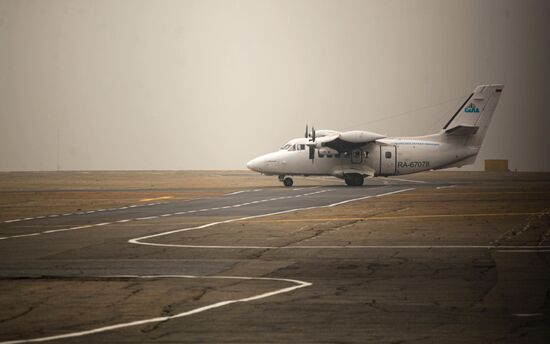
[344,174,364,186]
[278,175,294,187]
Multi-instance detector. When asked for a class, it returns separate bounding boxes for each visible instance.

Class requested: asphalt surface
[0,173,549,343]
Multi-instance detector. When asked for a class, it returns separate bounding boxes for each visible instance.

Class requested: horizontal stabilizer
[445,125,479,136]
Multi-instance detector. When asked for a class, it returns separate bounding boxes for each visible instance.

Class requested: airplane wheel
[283,177,294,187]
[354,175,364,186]
[345,174,364,186]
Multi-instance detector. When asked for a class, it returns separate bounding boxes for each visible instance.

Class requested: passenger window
[300,144,305,150]
[318,151,325,158]
[385,151,392,159]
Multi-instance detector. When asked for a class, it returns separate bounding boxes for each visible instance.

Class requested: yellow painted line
[242,212,543,223]
[139,196,174,202]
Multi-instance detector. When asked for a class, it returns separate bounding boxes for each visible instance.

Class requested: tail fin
[443,84,504,147]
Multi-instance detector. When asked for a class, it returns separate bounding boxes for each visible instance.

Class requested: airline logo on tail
[464,103,480,113]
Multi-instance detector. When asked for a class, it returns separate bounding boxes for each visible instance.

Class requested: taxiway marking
[0,275,310,344]
[225,189,263,196]
[129,187,549,252]
[436,185,456,189]
[242,212,544,223]
[0,202,168,225]
[0,190,331,241]
[129,188,415,248]
[387,177,428,184]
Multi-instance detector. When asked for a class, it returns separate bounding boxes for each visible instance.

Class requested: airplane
[246,84,504,187]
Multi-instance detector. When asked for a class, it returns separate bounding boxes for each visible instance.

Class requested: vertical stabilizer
[443,84,504,147]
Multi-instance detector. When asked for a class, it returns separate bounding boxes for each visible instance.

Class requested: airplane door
[351,149,362,164]
[380,145,396,175]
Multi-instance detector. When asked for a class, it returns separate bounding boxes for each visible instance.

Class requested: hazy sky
[1,0,549,171]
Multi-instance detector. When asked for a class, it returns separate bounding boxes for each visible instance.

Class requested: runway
[0,171,549,343]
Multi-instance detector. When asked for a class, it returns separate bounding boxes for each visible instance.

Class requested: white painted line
[69,225,91,230]
[11,233,41,238]
[0,275,310,344]
[43,229,70,234]
[436,185,456,190]
[0,237,7,240]
[225,190,247,195]
[388,177,428,184]
[129,187,549,252]
[1,202,171,225]
[129,188,411,248]
[44,225,93,233]
[1,189,335,240]
[292,186,320,191]
[327,188,414,207]
[513,313,542,317]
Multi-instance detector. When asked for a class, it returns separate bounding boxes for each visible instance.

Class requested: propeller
[305,124,309,138]
[308,125,316,162]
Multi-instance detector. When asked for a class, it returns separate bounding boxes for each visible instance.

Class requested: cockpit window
[280,143,307,151]
[280,144,291,150]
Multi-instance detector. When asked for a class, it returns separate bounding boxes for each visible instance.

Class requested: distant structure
[485,159,509,172]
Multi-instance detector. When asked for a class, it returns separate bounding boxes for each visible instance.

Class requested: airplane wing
[313,130,386,152]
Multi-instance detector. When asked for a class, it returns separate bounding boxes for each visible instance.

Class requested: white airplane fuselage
[247,84,503,186]
[247,135,478,177]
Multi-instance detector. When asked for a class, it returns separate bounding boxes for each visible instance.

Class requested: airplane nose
[246,157,261,172]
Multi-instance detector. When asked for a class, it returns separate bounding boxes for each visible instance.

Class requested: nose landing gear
[278,175,294,187]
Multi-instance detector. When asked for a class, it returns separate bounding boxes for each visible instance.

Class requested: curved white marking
[129,189,415,248]
[0,275,310,344]
[130,187,550,252]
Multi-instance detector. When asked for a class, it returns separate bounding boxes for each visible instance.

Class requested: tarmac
[0,171,549,343]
